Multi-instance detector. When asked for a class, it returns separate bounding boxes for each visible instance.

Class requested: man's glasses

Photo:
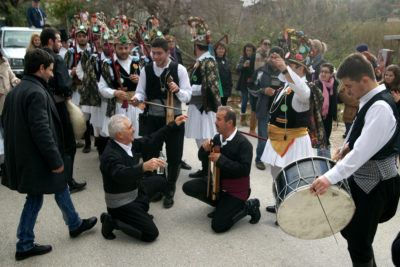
[263,42,271,46]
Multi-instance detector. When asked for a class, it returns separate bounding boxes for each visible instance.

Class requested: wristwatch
[282,68,288,74]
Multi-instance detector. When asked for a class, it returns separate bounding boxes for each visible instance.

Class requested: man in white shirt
[132,38,192,208]
[311,53,400,267]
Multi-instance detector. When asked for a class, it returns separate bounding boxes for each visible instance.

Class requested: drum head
[277,185,355,240]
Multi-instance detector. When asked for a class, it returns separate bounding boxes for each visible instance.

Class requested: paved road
[0,122,398,266]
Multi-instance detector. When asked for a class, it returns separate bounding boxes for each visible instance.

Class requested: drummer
[311,53,400,266]
[261,32,314,214]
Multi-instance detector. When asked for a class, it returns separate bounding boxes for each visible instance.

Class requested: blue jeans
[255,116,269,163]
[241,90,256,114]
[16,187,82,252]
[344,122,352,136]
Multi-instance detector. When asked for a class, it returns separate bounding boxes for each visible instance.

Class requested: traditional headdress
[283,28,312,70]
[108,15,138,44]
[143,15,163,43]
[72,12,90,34]
[186,16,211,46]
[89,12,110,45]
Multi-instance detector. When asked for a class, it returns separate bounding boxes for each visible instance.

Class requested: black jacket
[198,131,253,180]
[100,121,179,194]
[235,53,255,92]
[216,57,233,98]
[2,75,66,194]
[42,48,72,98]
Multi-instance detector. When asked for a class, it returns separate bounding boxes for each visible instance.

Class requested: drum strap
[268,124,308,156]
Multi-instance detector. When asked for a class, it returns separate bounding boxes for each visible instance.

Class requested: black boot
[82,121,91,153]
[163,163,181,208]
[246,198,261,224]
[100,213,116,240]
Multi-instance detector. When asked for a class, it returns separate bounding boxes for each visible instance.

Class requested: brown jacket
[338,85,359,123]
[0,59,19,115]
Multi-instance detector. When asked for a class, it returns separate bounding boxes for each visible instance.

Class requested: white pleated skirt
[185,104,217,139]
[101,102,143,139]
[261,135,314,168]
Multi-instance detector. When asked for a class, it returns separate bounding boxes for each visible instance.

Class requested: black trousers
[221,97,228,106]
[341,176,400,263]
[322,114,333,146]
[182,177,246,233]
[142,115,184,166]
[55,101,76,183]
[107,175,166,242]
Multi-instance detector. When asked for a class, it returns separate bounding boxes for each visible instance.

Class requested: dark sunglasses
[263,42,271,46]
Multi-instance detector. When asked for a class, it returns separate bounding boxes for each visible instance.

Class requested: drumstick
[313,188,338,245]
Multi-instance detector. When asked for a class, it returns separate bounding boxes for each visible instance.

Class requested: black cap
[268,46,284,58]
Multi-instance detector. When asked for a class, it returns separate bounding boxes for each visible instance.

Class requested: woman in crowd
[26,33,41,52]
[215,42,233,106]
[310,39,327,81]
[314,63,338,158]
[382,64,400,91]
[0,51,20,171]
[236,42,256,130]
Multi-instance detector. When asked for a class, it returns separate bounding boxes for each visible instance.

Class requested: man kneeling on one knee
[100,113,188,241]
[183,106,261,233]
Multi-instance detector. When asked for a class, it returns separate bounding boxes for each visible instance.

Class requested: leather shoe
[100,213,115,240]
[82,145,91,153]
[189,169,207,178]
[266,205,276,213]
[15,243,52,261]
[163,196,174,209]
[246,198,261,224]
[255,162,266,170]
[68,179,87,193]
[181,160,192,170]
[70,217,97,238]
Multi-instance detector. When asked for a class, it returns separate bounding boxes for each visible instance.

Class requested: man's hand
[264,87,275,96]
[168,81,180,93]
[243,61,250,67]
[52,165,64,173]
[175,114,189,126]
[202,139,212,152]
[129,74,140,84]
[332,143,350,161]
[114,90,128,100]
[71,67,77,77]
[31,26,36,29]
[130,96,140,107]
[142,158,165,172]
[270,53,287,72]
[310,176,331,196]
[209,152,221,163]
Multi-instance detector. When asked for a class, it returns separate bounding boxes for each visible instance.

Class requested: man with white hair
[99,113,188,242]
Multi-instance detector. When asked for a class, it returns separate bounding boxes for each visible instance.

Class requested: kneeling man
[100,113,187,242]
[183,106,261,233]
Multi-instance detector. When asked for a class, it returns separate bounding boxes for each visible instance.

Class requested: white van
[0,27,42,77]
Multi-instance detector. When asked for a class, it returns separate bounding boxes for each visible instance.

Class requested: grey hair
[108,114,130,139]
[218,106,236,126]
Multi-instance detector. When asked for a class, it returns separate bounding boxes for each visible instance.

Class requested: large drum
[274,156,355,240]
